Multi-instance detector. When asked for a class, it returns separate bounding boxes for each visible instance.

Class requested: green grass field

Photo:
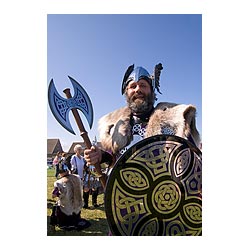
[47,168,109,236]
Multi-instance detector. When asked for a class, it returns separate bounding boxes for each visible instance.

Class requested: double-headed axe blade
[48,76,94,135]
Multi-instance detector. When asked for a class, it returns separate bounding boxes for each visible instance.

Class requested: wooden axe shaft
[63,88,106,187]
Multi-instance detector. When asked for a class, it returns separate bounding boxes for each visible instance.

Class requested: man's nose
[134,84,142,92]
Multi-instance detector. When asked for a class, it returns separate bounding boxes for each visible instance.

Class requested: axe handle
[63,88,107,187]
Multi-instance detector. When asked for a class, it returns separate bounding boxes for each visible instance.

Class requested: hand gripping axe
[48,76,106,185]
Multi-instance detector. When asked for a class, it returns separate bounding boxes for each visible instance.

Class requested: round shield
[105,135,202,236]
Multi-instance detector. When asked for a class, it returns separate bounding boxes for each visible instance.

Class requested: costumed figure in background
[50,160,90,230]
[84,63,201,177]
[88,165,102,208]
[83,139,103,208]
[82,141,102,208]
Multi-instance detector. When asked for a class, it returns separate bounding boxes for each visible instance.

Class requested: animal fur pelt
[54,174,83,216]
[98,102,201,154]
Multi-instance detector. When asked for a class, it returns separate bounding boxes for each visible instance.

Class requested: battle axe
[48,76,106,185]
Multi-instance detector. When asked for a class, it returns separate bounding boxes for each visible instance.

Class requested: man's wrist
[100,150,114,166]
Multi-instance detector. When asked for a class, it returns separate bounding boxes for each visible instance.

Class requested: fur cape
[54,174,83,216]
[98,102,201,154]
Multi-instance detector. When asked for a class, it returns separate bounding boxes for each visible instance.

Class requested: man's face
[125,79,155,115]
[76,148,82,154]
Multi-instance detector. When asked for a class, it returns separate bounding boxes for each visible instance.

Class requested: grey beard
[126,94,155,115]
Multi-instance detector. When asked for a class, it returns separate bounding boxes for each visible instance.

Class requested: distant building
[47,138,63,161]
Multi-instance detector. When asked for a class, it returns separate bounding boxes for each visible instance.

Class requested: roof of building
[47,138,63,156]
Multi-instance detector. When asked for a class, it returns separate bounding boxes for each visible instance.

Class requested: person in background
[53,151,62,179]
[83,165,102,208]
[50,161,90,230]
[70,145,85,179]
[70,144,88,208]
[61,152,66,161]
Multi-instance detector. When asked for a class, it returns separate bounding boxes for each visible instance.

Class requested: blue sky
[47,14,202,151]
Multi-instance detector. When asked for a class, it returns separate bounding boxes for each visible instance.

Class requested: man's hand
[84,146,102,166]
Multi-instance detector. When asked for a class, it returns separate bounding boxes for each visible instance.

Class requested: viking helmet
[121,63,163,95]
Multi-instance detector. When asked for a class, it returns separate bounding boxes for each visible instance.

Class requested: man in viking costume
[84,63,201,183]
[50,161,91,230]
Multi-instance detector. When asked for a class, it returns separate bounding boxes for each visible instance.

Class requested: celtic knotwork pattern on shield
[174,148,191,177]
[121,168,149,191]
[185,229,202,236]
[165,141,181,155]
[152,180,181,214]
[165,220,186,236]
[113,182,148,235]
[139,218,159,236]
[183,203,202,224]
[126,142,170,179]
[185,153,202,195]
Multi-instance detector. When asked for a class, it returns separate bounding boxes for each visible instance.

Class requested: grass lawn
[47,168,109,236]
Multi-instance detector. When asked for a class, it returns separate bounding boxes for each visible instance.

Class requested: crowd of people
[50,145,104,231]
